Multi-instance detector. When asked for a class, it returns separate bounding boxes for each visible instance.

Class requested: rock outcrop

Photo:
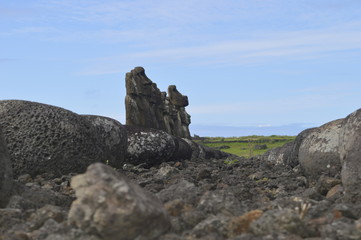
[298,119,343,182]
[0,100,127,177]
[68,163,171,240]
[261,108,361,199]
[125,67,191,139]
[339,109,361,202]
[0,127,12,207]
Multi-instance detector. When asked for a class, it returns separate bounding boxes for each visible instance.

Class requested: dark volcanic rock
[68,163,171,240]
[298,119,343,182]
[3,99,361,239]
[0,100,108,177]
[82,115,127,169]
[249,209,309,237]
[182,138,206,159]
[339,108,361,202]
[169,137,192,161]
[286,127,317,168]
[7,180,73,210]
[125,126,176,166]
[262,142,293,165]
[0,127,12,207]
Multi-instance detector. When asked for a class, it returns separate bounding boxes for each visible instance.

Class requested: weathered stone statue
[125,67,191,139]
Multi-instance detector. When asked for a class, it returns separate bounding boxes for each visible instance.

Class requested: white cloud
[76,22,361,74]
[13,26,54,34]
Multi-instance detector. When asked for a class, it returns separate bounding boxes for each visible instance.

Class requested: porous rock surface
[298,119,343,182]
[0,127,12,207]
[125,126,176,166]
[82,115,127,169]
[1,97,361,239]
[125,67,191,138]
[261,142,293,165]
[68,163,171,240]
[339,108,361,202]
[125,125,233,167]
[2,154,361,239]
[0,100,127,177]
[261,107,361,201]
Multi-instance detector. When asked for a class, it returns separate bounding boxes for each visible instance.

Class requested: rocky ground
[1,154,361,240]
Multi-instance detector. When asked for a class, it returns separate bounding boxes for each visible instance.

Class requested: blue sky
[1,0,361,136]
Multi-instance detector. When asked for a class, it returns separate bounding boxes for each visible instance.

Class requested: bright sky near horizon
[1,0,361,136]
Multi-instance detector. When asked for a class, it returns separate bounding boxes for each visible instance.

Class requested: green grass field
[194,135,296,158]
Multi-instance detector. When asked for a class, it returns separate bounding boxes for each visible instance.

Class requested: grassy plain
[194,135,296,158]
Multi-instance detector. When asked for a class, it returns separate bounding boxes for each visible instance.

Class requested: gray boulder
[83,115,127,169]
[286,127,317,168]
[261,142,293,165]
[0,100,127,177]
[0,127,12,207]
[298,119,343,181]
[68,163,171,240]
[339,108,361,201]
[125,126,176,166]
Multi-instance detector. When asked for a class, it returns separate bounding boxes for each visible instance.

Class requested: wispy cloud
[188,81,359,116]
[77,22,361,74]
[0,58,17,62]
[13,26,54,34]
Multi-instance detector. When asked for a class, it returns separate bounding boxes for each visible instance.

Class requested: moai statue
[125,67,191,139]
[167,85,191,139]
[125,67,166,129]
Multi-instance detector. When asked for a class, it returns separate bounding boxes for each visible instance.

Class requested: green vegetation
[194,135,296,158]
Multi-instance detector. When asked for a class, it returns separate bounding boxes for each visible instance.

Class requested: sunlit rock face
[298,119,343,182]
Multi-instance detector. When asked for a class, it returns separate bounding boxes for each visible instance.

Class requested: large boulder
[125,126,176,166]
[68,163,171,240]
[261,142,293,165]
[83,115,127,169]
[298,119,343,181]
[286,127,317,168]
[339,109,361,201]
[0,127,12,207]
[0,100,113,177]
